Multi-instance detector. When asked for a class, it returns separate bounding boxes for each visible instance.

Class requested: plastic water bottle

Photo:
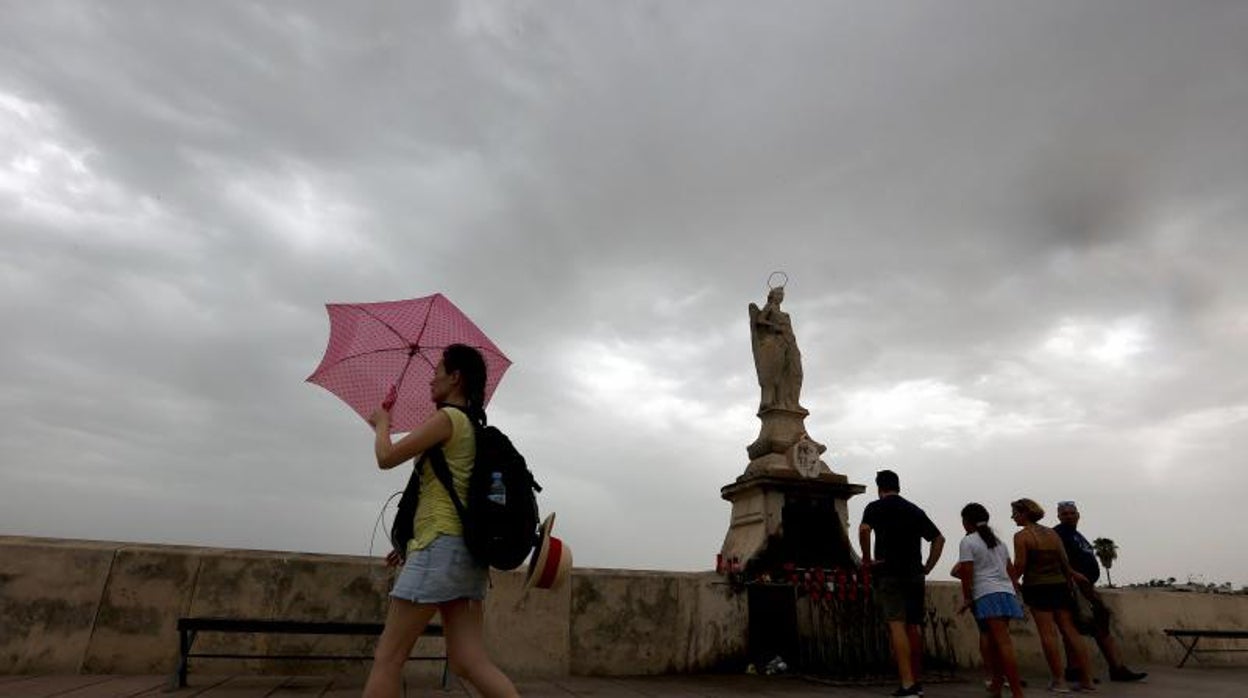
[487,472,506,506]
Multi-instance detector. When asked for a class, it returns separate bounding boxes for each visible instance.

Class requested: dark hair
[961,502,999,549]
[442,344,488,426]
[875,469,900,492]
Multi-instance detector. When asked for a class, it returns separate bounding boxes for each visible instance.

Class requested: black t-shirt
[862,494,942,577]
[1054,522,1101,584]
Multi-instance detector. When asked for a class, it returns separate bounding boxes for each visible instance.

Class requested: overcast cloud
[2,1,1247,586]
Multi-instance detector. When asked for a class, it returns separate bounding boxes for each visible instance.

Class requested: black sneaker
[890,685,921,697]
[1110,668,1148,682]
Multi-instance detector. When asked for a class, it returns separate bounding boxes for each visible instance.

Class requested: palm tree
[1093,537,1119,587]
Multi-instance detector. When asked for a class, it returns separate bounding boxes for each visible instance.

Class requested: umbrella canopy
[307,294,510,432]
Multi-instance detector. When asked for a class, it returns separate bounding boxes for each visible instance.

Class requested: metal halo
[767,271,789,290]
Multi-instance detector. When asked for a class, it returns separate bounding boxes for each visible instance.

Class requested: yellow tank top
[407,407,476,553]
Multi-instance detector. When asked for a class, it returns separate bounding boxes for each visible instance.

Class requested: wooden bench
[1163,628,1248,668]
[172,617,448,688]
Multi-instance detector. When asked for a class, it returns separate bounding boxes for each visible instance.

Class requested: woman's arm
[956,560,975,609]
[371,408,453,470]
[1012,530,1029,583]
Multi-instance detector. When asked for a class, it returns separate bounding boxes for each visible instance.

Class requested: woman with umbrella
[362,344,518,698]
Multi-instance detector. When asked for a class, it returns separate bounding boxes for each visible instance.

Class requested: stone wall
[0,537,745,677]
[922,577,1248,674]
[3,536,1246,677]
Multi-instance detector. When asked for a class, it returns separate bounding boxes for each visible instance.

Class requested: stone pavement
[1,666,1244,697]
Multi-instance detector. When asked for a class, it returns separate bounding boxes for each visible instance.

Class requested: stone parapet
[0,536,742,677]
[3,535,1247,677]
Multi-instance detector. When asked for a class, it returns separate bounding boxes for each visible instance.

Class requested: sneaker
[1109,668,1148,682]
[914,682,924,696]
[1047,680,1072,694]
[890,685,921,697]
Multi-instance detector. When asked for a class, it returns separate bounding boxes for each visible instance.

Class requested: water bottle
[487,472,506,506]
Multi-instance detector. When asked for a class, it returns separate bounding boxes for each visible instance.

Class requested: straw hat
[525,513,572,590]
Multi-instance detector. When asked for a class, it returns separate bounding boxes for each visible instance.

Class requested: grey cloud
[3,1,1247,582]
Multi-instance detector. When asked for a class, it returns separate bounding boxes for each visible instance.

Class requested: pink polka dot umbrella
[306,294,511,432]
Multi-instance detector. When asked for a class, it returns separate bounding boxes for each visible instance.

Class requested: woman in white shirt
[953,503,1026,698]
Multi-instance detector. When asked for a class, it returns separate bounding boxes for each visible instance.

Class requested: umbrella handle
[381,385,398,411]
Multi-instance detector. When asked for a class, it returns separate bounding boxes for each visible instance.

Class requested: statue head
[766,271,788,306]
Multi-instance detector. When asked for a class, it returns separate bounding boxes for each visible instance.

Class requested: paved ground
[1,666,1244,697]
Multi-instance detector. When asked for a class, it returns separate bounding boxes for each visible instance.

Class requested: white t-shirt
[958,532,1016,599]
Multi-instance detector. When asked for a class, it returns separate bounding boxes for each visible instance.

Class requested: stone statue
[724,278,861,577]
[749,283,804,413]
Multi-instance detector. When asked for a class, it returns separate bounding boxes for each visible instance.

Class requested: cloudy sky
[3,2,1247,586]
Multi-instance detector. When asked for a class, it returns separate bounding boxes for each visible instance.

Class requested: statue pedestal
[719,471,866,574]
[746,407,810,461]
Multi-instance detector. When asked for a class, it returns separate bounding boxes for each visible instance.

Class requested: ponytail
[960,502,999,549]
[975,521,1000,549]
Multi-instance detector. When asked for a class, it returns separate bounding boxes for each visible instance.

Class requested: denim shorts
[390,535,488,604]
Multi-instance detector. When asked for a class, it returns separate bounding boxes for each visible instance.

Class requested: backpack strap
[428,402,484,523]
[427,446,469,523]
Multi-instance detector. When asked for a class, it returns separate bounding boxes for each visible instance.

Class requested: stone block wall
[3,536,1246,677]
[0,537,743,677]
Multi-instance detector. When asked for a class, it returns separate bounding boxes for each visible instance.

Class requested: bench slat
[172,616,450,689]
[188,652,446,661]
[177,617,443,636]
[1164,629,1248,639]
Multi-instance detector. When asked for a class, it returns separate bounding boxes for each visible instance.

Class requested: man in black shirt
[860,470,945,697]
[1054,501,1147,683]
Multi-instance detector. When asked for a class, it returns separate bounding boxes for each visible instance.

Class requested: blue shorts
[973,592,1025,632]
[390,535,488,604]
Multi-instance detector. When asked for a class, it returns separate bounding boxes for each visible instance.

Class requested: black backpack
[389,406,541,570]
[389,461,424,558]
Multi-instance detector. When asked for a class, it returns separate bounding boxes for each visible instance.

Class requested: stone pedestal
[719,471,866,574]
[746,407,811,461]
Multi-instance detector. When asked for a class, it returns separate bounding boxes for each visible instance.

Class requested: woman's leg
[1030,608,1067,688]
[363,598,439,698]
[986,618,1024,698]
[979,628,999,688]
[1055,608,1095,689]
[442,598,519,698]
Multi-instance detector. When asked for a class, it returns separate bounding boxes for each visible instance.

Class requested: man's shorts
[874,574,926,625]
